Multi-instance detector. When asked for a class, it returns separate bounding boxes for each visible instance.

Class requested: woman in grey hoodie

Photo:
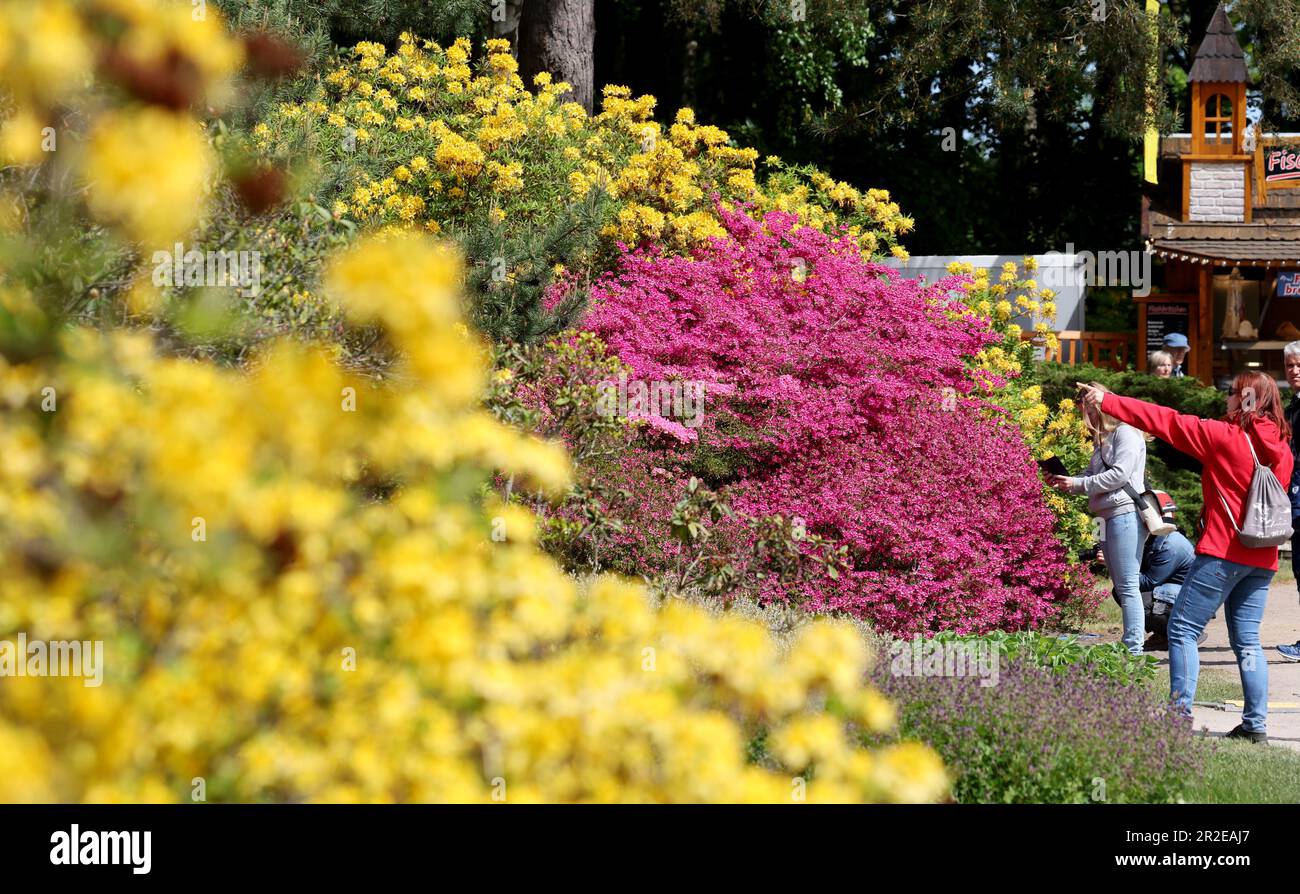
[1049,383,1150,654]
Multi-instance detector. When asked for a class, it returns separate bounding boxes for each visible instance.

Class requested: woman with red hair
[1079,372,1294,743]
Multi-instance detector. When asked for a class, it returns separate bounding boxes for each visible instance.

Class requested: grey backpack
[1216,428,1295,548]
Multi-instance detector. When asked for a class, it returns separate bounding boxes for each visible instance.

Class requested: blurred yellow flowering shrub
[0,234,947,803]
[82,107,218,245]
[0,0,244,248]
[255,32,911,259]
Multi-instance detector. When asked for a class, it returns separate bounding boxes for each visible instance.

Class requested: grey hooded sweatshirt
[1070,423,1147,519]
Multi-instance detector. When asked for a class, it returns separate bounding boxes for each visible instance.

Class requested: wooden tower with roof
[1140,3,1300,386]
[1183,3,1250,222]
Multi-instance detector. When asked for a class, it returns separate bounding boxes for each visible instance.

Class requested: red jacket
[1101,393,1294,571]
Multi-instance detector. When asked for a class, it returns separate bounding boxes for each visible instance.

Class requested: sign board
[1264,145,1300,183]
[1278,271,1300,297]
[1145,302,1190,354]
[1257,137,1300,197]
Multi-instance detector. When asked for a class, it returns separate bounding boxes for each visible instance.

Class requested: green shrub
[929,630,1159,686]
[1083,286,1138,333]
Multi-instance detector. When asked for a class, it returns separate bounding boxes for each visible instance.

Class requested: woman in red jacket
[1078,372,1294,743]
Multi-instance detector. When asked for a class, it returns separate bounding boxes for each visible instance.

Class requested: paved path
[1172,578,1300,751]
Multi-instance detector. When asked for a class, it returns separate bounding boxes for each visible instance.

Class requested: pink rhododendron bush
[577,208,1082,635]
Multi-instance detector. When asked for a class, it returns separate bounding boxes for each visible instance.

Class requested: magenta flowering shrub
[580,208,1081,634]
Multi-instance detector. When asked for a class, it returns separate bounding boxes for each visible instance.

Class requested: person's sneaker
[1278,642,1300,662]
[1224,724,1268,744]
[1197,627,1209,646]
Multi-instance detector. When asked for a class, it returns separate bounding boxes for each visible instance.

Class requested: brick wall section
[1189,162,1245,222]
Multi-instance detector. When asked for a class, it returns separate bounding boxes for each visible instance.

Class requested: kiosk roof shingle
[1151,239,1300,263]
[1189,4,1248,83]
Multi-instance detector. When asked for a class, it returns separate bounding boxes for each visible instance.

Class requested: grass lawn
[1083,595,1122,633]
[1185,739,1300,803]
[1276,559,1295,586]
[1151,666,1244,703]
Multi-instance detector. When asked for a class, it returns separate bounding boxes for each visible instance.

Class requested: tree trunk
[518,0,595,113]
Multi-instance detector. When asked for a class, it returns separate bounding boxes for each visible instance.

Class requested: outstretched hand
[1076,382,1106,411]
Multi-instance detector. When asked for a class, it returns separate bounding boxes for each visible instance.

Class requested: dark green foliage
[1084,287,1139,334]
[457,188,610,344]
[215,0,487,48]
[685,408,763,486]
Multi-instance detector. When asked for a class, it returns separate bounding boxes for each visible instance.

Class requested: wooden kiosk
[1140,4,1300,386]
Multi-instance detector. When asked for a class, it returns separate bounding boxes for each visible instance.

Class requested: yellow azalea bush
[253,32,912,260]
[947,258,1095,557]
[0,234,947,804]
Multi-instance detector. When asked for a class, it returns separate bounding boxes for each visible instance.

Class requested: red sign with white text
[1265,146,1300,182]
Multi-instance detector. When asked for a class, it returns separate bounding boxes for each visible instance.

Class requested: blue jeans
[1102,512,1147,654]
[1153,583,1180,605]
[1168,555,1273,732]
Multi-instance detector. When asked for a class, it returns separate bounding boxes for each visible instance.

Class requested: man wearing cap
[1163,332,1190,378]
[1276,342,1300,661]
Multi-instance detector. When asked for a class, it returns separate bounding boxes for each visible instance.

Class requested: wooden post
[1244,161,1253,222]
[1197,266,1213,384]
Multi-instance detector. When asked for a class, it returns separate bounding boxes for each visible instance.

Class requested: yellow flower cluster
[0,1,93,108]
[83,107,218,246]
[0,234,947,803]
[433,123,487,180]
[0,0,242,247]
[258,33,911,259]
[758,167,913,259]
